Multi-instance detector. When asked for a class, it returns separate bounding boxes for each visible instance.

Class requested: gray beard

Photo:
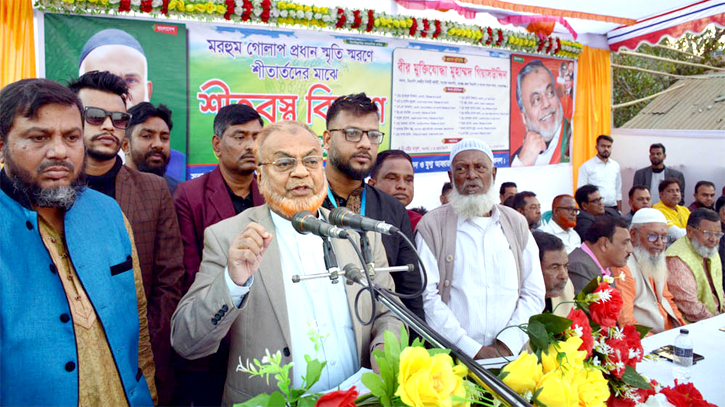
[633,246,668,282]
[691,238,718,259]
[448,179,497,219]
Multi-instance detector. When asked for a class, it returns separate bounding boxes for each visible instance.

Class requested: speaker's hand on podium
[228,222,273,286]
[474,340,513,360]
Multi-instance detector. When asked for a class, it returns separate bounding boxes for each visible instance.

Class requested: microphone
[328,207,400,235]
[291,210,350,239]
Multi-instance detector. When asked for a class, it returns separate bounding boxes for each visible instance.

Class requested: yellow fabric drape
[1,0,36,89]
[571,46,611,192]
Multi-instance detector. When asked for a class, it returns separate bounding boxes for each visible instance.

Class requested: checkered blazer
[115,165,184,405]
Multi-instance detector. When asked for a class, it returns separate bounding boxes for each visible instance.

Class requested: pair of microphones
[291,207,399,239]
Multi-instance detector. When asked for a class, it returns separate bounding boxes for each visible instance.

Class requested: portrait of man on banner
[509,55,575,167]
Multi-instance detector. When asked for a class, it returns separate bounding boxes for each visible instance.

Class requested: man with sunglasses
[574,184,620,239]
[615,209,684,334]
[171,121,402,402]
[666,208,725,322]
[171,104,265,406]
[321,93,424,323]
[68,71,185,405]
[540,194,581,254]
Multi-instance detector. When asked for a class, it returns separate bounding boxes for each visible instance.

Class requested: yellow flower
[185,4,194,12]
[541,336,587,376]
[534,371,578,407]
[168,0,177,9]
[393,20,400,28]
[296,5,303,11]
[396,347,465,407]
[206,2,215,13]
[101,0,108,5]
[406,18,413,28]
[570,367,610,407]
[194,3,205,12]
[61,0,74,4]
[216,4,225,13]
[501,352,543,396]
[89,0,98,4]
[304,5,312,12]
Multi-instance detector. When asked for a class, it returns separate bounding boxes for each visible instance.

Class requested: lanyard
[327,185,366,216]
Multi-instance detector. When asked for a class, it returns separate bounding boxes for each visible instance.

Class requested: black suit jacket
[323,184,424,321]
[633,166,685,204]
[568,247,602,294]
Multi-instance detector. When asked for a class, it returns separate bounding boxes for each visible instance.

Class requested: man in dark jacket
[632,143,685,205]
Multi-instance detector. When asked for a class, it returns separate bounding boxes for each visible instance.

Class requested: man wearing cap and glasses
[321,93,424,323]
[540,194,581,254]
[666,208,725,322]
[68,71,185,405]
[614,208,684,334]
[416,138,545,360]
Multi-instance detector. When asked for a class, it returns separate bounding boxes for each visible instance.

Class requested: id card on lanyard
[327,186,366,216]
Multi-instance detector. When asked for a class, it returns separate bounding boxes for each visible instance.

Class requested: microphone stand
[341,264,529,407]
[358,232,376,279]
[321,237,341,284]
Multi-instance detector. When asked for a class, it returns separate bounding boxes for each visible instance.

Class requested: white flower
[314,12,321,19]
[130,0,141,6]
[598,288,613,303]
[108,0,120,4]
[603,275,615,284]
[152,0,162,7]
[270,8,278,17]
[610,326,625,340]
[296,10,304,19]
[280,9,287,17]
[591,356,601,366]
[322,15,330,22]
[629,348,641,360]
[253,8,262,16]
[305,11,312,19]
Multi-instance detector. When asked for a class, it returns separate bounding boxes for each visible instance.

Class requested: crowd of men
[2,72,723,407]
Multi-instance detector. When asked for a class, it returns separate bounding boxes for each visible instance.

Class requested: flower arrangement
[233,326,496,407]
[35,0,583,57]
[498,276,720,407]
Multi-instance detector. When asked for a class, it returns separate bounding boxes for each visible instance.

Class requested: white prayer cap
[449,138,494,167]
[630,208,667,226]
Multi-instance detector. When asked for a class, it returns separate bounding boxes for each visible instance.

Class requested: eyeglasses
[329,128,384,145]
[258,156,323,173]
[646,234,671,244]
[587,197,603,204]
[692,227,724,240]
[84,106,132,129]
[555,207,580,215]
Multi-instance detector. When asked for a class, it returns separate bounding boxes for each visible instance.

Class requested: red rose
[566,308,593,357]
[605,337,629,378]
[622,325,643,367]
[335,8,346,29]
[659,380,717,407]
[589,282,623,328]
[365,10,374,32]
[606,394,635,407]
[316,386,358,407]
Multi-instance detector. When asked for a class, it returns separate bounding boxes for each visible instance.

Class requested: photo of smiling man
[509,57,574,167]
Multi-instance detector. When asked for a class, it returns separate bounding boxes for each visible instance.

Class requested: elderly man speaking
[171,121,402,404]
[416,138,545,360]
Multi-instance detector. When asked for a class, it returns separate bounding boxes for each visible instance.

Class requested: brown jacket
[116,165,185,405]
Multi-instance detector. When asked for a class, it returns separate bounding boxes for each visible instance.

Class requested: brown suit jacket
[116,165,185,404]
[170,205,404,405]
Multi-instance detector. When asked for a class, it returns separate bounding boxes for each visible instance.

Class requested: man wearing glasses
[321,93,424,323]
[615,209,684,334]
[574,184,620,239]
[68,71,185,405]
[540,194,581,254]
[666,208,725,322]
[171,121,402,402]
[171,104,265,406]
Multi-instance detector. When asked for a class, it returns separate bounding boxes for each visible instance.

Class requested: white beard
[691,238,718,260]
[448,178,498,219]
[633,246,668,283]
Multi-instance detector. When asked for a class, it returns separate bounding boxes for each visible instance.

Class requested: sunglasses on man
[84,106,132,129]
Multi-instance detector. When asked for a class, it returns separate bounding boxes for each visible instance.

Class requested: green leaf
[635,324,652,339]
[377,358,395,395]
[577,276,600,298]
[304,359,325,391]
[498,370,509,380]
[288,388,306,404]
[384,330,401,362]
[297,396,317,407]
[361,372,388,398]
[622,365,652,390]
[427,348,451,356]
[527,320,550,353]
[267,391,287,407]
[399,326,409,348]
[411,337,425,347]
[529,314,573,335]
[531,387,549,407]
[234,393,270,407]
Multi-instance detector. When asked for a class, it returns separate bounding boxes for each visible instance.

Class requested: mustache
[37,160,75,174]
[90,132,120,144]
[352,151,373,160]
[144,150,168,161]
